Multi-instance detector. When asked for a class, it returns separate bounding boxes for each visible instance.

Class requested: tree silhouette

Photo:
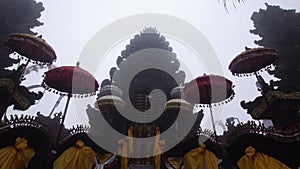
[240,4,300,128]
[0,0,44,71]
[0,0,44,118]
[251,3,300,92]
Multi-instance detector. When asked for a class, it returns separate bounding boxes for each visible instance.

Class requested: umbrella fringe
[15,53,55,66]
[194,93,235,108]
[231,65,275,77]
[4,33,57,65]
[42,81,98,98]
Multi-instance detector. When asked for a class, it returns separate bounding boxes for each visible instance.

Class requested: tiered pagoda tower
[86,27,205,168]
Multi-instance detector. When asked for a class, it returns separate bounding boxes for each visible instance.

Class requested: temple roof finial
[141,27,159,34]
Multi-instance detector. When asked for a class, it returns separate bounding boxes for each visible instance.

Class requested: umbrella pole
[48,95,64,117]
[55,94,71,146]
[209,105,223,168]
[16,59,31,82]
[24,59,30,67]
[209,105,217,139]
[21,59,30,74]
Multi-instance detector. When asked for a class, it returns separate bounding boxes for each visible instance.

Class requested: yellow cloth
[0,137,35,169]
[96,153,114,164]
[184,143,218,169]
[166,157,183,169]
[118,127,134,169]
[53,140,96,169]
[118,139,129,169]
[128,126,134,155]
[0,78,30,109]
[153,127,165,169]
[237,146,290,169]
[94,153,116,169]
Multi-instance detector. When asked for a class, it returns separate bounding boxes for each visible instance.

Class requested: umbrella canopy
[4,33,56,65]
[229,47,278,76]
[42,66,99,97]
[42,66,99,145]
[183,74,234,105]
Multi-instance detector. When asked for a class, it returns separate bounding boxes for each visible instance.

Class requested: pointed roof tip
[245,46,251,50]
[141,27,159,34]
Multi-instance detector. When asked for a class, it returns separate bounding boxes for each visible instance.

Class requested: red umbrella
[229,47,278,76]
[42,66,99,96]
[42,65,99,145]
[183,74,234,106]
[184,74,235,144]
[4,33,57,65]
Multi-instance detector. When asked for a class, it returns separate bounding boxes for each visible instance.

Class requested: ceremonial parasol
[0,33,56,119]
[229,47,278,77]
[42,65,99,145]
[183,74,235,140]
[4,33,56,66]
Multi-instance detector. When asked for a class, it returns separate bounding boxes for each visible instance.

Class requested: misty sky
[9,0,300,133]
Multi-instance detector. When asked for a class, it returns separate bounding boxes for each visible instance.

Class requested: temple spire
[141,27,159,34]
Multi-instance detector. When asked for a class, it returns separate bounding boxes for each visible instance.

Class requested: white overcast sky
[9,0,300,133]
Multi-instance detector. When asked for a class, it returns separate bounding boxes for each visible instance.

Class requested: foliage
[251,3,300,92]
[222,0,244,9]
[0,0,44,70]
[0,0,44,116]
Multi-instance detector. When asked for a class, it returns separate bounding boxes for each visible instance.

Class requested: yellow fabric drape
[53,140,96,169]
[153,127,165,169]
[118,126,134,169]
[0,78,31,109]
[184,143,218,169]
[128,126,134,155]
[118,139,129,169]
[94,153,116,169]
[166,157,183,169]
[237,146,290,169]
[96,153,114,164]
[0,137,35,169]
